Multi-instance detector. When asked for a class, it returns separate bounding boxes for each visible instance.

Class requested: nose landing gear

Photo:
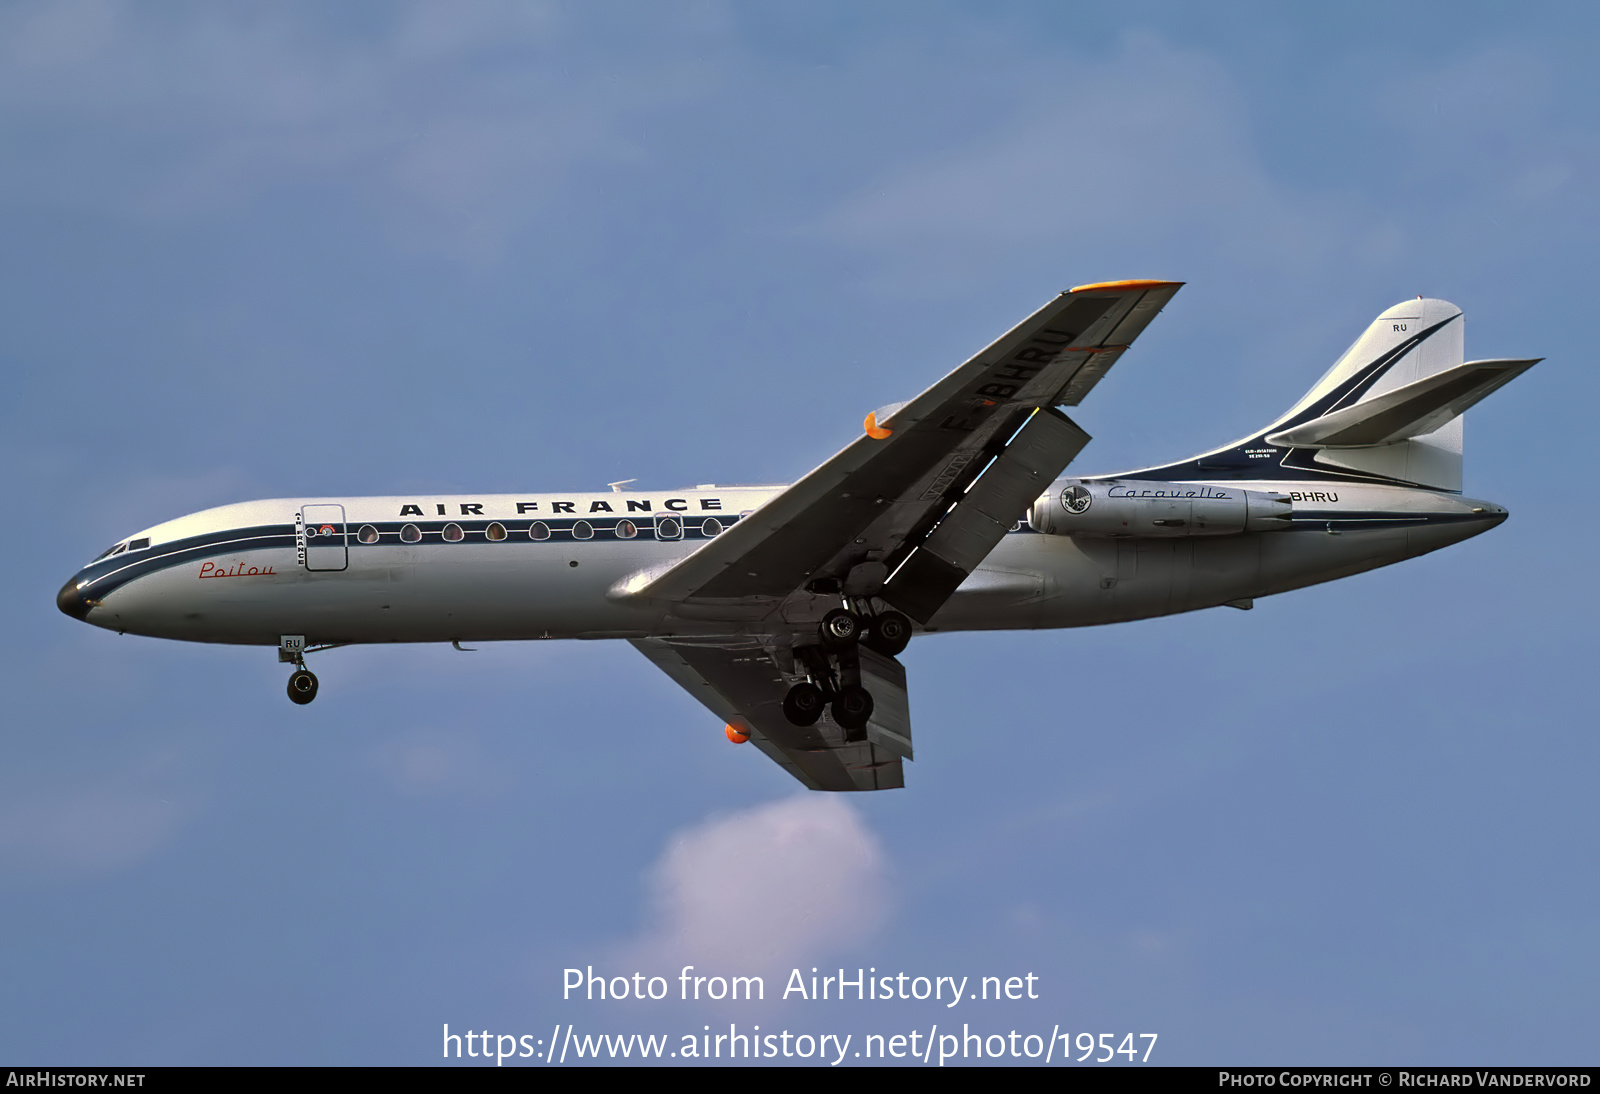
[279,634,320,705]
[287,669,319,705]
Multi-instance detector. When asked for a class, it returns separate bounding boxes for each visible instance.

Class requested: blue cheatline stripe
[1283,513,1475,532]
[75,515,743,600]
[75,503,1479,605]
[76,525,297,599]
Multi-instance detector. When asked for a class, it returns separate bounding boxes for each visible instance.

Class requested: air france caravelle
[56,281,1537,791]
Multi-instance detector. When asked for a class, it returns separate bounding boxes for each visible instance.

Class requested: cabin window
[400,524,422,543]
[656,515,682,540]
[614,519,638,540]
[442,523,464,542]
[357,525,380,544]
[528,522,550,541]
[485,522,507,541]
[571,520,594,540]
[128,538,150,551]
[701,518,722,537]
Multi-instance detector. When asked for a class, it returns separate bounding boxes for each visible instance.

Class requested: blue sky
[4,1,1595,1065]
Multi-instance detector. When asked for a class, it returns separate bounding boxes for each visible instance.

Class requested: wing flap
[859,646,913,760]
[883,407,1091,622]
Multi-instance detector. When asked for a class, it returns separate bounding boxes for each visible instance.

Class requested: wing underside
[632,637,908,791]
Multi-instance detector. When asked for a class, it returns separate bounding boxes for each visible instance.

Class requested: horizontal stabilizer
[1265,358,1539,449]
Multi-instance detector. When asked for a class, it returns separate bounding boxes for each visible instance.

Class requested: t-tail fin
[1269,298,1470,489]
[1132,298,1538,491]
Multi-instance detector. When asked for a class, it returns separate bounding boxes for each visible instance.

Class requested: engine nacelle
[1030,479,1292,537]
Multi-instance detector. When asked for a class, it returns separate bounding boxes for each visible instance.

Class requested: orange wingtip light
[864,412,893,440]
[725,724,750,744]
[1069,279,1184,293]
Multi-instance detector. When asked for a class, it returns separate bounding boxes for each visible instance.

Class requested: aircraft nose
[56,578,91,621]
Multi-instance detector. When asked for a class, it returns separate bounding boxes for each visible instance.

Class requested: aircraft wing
[614,279,1183,623]
[631,637,908,791]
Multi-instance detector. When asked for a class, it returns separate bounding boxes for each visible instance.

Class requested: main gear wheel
[864,610,912,657]
[818,608,862,649]
[782,681,827,726]
[831,685,874,734]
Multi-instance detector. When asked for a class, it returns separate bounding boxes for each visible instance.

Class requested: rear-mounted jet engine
[1030,479,1293,538]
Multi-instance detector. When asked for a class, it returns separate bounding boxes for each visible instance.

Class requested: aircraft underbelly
[932,512,1495,632]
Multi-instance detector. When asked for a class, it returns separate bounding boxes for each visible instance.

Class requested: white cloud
[619,795,889,976]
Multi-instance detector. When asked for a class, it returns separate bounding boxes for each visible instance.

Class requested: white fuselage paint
[63,481,1506,648]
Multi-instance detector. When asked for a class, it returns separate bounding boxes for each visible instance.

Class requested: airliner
[55,281,1536,790]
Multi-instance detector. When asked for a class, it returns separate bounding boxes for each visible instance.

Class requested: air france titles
[396,498,725,517]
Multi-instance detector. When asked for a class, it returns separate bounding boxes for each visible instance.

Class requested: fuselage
[56,480,1506,647]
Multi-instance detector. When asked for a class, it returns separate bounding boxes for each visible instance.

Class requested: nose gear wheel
[287,669,319,705]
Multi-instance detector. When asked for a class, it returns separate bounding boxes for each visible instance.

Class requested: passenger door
[300,504,348,572]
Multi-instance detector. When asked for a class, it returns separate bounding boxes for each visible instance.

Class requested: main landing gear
[781,607,912,738]
[279,634,319,705]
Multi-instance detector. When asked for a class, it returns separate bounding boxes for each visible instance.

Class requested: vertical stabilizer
[1282,298,1464,490]
[1117,296,1537,491]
